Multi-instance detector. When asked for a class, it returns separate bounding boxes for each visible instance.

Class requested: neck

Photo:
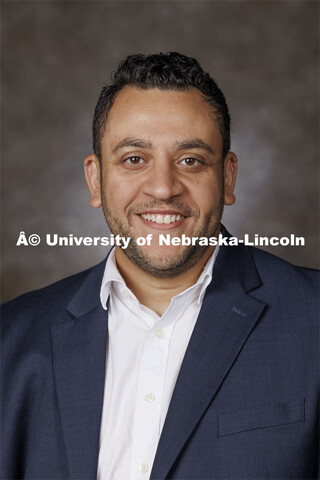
[115,246,215,316]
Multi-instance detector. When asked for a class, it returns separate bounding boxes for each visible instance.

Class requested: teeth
[141,213,184,224]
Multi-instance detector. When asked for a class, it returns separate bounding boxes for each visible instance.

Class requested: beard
[101,193,224,278]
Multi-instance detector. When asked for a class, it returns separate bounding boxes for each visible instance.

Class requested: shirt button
[138,463,149,473]
[154,328,165,339]
[122,290,131,299]
[145,393,156,403]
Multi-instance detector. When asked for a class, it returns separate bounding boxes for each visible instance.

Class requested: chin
[124,242,210,278]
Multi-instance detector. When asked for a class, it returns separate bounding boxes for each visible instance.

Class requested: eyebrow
[112,138,152,154]
[111,137,214,155]
[175,139,214,155]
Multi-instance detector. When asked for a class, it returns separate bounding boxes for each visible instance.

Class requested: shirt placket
[129,321,175,480]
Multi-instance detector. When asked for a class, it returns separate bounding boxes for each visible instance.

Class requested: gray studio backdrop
[2,0,319,302]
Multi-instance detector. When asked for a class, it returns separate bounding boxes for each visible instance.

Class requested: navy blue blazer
[1,237,319,479]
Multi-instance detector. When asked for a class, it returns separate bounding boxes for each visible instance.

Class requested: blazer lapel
[51,260,108,479]
[151,242,266,479]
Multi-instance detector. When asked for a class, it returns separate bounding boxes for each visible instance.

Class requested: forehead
[102,86,222,152]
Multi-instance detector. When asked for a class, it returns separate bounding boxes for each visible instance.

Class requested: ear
[223,152,238,206]
[84,154,102,208]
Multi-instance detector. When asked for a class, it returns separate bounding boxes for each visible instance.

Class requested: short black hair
[93,52,230,161]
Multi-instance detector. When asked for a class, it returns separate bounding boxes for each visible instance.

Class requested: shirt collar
[100,248,124,309]
[100,245,220,310]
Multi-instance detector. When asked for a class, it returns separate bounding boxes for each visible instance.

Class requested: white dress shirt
[97,246,219,480]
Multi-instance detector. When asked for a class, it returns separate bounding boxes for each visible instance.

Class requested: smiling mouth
[140,213,185,225]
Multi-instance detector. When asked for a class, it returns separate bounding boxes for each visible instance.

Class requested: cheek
[189,178,222,214]
[101,173,120,210]
[103,173,140,210]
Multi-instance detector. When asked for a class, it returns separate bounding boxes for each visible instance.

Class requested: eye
[123,156,144,166]
[180,157,200,167]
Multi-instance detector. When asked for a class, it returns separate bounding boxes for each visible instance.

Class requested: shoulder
[219,225,318,294]
[2,266,92,315]
[1,260,106,342]
[250,246,319,291]
[244,246,319,322]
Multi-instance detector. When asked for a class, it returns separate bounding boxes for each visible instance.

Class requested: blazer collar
[215,224,261,293]
[66,255,109,318]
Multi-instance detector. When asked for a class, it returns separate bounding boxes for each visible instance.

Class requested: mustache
[127,200,198,218]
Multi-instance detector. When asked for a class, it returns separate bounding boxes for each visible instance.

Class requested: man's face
[85,86,237,277]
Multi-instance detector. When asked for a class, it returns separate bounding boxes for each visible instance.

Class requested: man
[1,53,318,480]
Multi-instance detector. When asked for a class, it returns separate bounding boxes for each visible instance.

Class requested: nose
[142,158,184,200]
